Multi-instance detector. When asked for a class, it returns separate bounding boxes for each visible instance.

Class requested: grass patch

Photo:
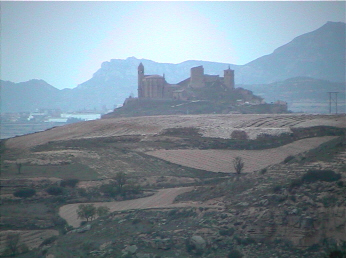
[1,163,99,180]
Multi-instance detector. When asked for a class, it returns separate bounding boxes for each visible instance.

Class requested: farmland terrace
[0,113,345,257]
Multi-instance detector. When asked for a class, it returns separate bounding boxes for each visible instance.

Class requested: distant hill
[238,21,346,84]
[1,22,344,113]
[243,77,345,113]
[1,79,62,112]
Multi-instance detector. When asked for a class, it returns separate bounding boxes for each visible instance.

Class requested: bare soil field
[59,187,194,228]
[5,114,345,150]
[146,136,337,172]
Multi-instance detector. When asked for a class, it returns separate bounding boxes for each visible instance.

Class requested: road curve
[59,187,194,228]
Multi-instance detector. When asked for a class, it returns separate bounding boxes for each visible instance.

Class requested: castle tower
[224,66,235,90]
[190,65,205,88]
[138,63,144,98]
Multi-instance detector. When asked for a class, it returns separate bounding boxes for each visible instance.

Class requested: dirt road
[59,187,194,228]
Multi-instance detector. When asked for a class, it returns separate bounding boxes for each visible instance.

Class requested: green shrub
[46,186,64,196]
[301,170,341,183]
[99,183,118,197]
[284,155,295,163]
[13,188,36,198]
[231,130,248,140]
[337,181,344,187]
[61,179,79,188]
[259,168,267,175]
[39,236,58,247]
[273,185,282,193]
[288,179,303,191]
[228,249,243,258]
[219,228,235,236]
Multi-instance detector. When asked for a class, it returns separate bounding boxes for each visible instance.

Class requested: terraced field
[5,114,345,149]
[146,136,337,173]
[0,230,58,254]
[59,187,194,228]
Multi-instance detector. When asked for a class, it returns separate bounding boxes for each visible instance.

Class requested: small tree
[114,172,127,193]
[16,162,23,174]
[96,206,110,217]
[6,233,20,256]
[77,204,96,222]
[233,156,244,174]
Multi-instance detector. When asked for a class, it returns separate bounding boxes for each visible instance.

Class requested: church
[137,63,235,101]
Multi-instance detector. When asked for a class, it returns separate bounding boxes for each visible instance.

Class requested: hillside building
[137,63,235,100]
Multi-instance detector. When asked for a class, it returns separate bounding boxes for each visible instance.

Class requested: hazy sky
[1,1,345,89]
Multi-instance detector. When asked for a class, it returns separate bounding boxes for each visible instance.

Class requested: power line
[327,92,339,114]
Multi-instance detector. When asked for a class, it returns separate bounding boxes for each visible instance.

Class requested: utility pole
[327,92,339,114]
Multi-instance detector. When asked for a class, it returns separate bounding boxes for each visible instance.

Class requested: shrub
[228,249,243,258]
[99,183,118,197]
[13,188,36,198]
[273,185,282,193]
[288,179,302,191]
[61,179,79,188]
[219,228,235,236]
[301,170,341,183]
[39,236,58,247]
[46,186,64,196]
[231,130,248,140]
[96,206,110,217]
[284,155,295,163]
[337,181,344,187]
[259,168,267,175]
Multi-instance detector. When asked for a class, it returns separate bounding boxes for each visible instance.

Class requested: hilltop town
[105,64,288,118]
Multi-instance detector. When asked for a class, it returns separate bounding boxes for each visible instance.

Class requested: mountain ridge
[1,21,344,113]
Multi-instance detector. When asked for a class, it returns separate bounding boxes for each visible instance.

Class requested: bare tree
[114,172,127,192]
[16,162,23,174]
[233,157,244,174]
[6,233,20,256]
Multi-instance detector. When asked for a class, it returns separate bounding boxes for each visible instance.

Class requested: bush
[96,206,110,217]
[228,249,243,258]
[39,236,58,247]
[61,179,79,188]
[259,168,267,175]
[284,155,295,163]
[301,170,341,183]
[288,179,303,191]
[219,228,235,236]
[13,188,36,198]
[46,186,64,196]
[99,183,118,197]
[231,130,248,140]
[273,185,282,193]
[337,181,344,187]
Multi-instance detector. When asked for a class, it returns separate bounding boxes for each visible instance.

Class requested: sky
[1,1,345,89]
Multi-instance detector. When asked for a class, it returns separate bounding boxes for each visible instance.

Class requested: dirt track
[59,187,194,228]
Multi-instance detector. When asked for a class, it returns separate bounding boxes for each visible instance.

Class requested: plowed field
[59,187,193,228]
[6,114,345,149]
[146,136,336,173]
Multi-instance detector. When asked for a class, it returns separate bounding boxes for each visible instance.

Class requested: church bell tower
[138,63,144,98]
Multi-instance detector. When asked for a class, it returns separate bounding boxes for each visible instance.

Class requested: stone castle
[137,63,235,101]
